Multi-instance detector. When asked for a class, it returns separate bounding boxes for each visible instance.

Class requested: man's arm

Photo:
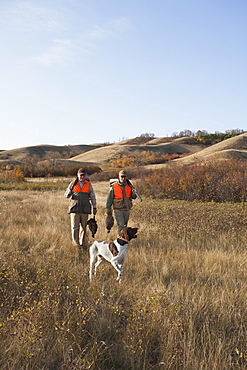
[89,184,97,209]
[64,182,74,198]
[106,187,114,211]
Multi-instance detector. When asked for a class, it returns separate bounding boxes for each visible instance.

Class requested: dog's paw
[116,275,122,282]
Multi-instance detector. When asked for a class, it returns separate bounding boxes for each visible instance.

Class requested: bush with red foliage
[136,160,247,202]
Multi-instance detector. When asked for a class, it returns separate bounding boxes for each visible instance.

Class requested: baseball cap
[119,170,127,177]
[78,168,86,175]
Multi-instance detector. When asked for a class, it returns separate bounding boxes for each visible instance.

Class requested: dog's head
[87,217,98,238]
[119,227,138,242]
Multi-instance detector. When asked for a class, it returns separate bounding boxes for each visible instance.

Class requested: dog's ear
[133,227,138,235]
[127,227,138,240]
[119,228,129,241]
[109,242,118,257]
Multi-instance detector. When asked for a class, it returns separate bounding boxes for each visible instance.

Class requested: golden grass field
[0,181,247,369]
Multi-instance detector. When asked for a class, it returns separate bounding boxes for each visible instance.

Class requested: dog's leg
[110,260,123,282]
[116,264,124,282]
[89,244,97,282]
[94,256,103,276]
[89,256,94,282]
[116,263,124,282]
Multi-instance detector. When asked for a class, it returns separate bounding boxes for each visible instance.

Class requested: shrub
[0,167,25,183]
[137,159,247,202]
[0,164,102,179]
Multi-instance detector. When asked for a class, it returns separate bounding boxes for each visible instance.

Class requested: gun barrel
[136,193,142,202]
[126,179,142,202]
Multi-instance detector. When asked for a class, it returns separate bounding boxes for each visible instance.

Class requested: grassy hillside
[69,137,206,166]
[1,133,247,172]
[0,144,102,165]
[174,132,247,165]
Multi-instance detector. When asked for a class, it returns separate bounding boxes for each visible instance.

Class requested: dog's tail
[89,240,97,253]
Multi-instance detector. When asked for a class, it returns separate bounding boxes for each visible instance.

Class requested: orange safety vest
[112,183,132,199]
[72,181,90,193]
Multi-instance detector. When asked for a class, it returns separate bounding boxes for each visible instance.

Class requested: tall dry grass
[0,184,246,369]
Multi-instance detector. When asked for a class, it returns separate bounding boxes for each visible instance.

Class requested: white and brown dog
[89,227,138,282]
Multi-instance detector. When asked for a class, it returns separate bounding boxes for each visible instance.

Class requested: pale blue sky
[0,0,246,150]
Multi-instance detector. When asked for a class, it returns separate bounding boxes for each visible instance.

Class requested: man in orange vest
[106,170,137,233]
[65,168,97,248]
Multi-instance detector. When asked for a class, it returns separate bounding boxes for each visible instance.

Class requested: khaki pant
[114,209,130,234]
[70,213,89,247]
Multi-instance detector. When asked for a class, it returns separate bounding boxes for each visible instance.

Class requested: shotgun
[126,179,142,202]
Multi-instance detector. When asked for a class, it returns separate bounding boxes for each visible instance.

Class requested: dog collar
[117,236,129,243]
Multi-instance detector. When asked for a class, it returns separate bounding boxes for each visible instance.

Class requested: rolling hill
[1,133,247,169]
[68,137,206,166]
[173,132,247,165]
[0,144,102,166]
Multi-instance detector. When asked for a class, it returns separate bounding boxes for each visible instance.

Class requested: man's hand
[93,208,97,215]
